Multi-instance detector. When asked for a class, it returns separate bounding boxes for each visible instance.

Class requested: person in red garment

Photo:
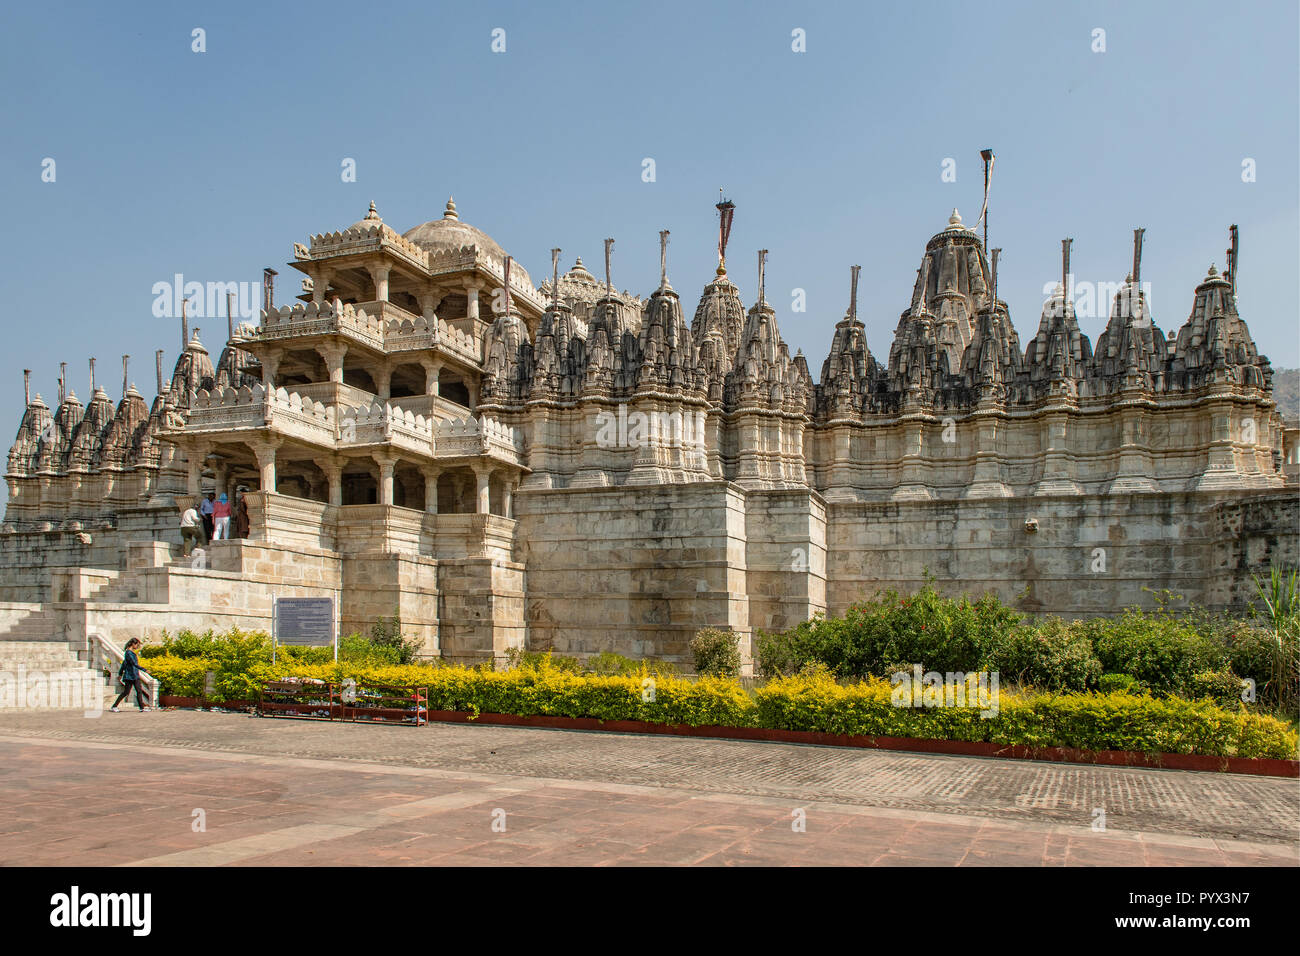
[212,492,232,540]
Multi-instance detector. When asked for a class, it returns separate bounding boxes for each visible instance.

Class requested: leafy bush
[585,651,678,677]
[368,615,423,665]
[339,631,405,665]
[1190,669,1249,708]
[1087,609,1228,697]
[145,628,225,659]
[756,582,1021,680]
[1098,673,1144,694]
[983,619,1102,691]
[503,648,584,673]
[754,622,827,679]
[690,627,741,678]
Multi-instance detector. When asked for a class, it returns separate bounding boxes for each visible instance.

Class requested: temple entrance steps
[0,638,118,711]
[0,602,154,710]
[0,603,64,642]
[0,640,88,666]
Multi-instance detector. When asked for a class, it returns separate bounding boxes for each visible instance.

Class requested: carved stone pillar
[464,281,480,321]
[311,266,333,304]
[473,465,492,514]
[261,348,284,390]
[321,458,343,507]
[502,476,516,519]
[417,290,443,322]
[213,459,229,502]
[316,342,348,384]
[186,446,206,496]
[420,465,441,514]
[374,363,392,401]
[249,438,282,494]
[420,357,443,396]
[368,263,391,303]
[374,452,396,506]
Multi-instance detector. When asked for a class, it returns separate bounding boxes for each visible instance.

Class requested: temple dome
[402,197,533,287]
[348,200,384,232]
[925,207,982,251]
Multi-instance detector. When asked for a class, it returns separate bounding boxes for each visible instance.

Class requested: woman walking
[111,638,152,712]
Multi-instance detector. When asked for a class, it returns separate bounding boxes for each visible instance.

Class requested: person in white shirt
[180,502,204,556]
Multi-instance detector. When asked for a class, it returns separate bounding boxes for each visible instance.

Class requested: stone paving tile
[0,712,1295,867]
[1,710,1295,845]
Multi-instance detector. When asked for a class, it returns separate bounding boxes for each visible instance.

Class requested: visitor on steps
[212,493,231,540]
[180,501,204,556]
[200,492,215,542]
[111,639,152,712]
[234,487,250,539]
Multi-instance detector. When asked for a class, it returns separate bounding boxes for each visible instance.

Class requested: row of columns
[190,441,515,517]
[307,259,486,325]
[260,343,485,406]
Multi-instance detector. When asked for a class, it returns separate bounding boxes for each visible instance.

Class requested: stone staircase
[0,604,145,711]
[0,604,64,643]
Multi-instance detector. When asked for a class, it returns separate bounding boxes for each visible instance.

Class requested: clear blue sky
[1,0,1296,421]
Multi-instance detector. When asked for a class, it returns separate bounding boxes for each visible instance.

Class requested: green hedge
[754,581,1299,708]
[754,672,1296,758]
[143,654,1298,760]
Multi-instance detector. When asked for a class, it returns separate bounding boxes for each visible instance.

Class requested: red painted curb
[157,697,1298,777]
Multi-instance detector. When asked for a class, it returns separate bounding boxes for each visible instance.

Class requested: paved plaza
[0,709,1295,866]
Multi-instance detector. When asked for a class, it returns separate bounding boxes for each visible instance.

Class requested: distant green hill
[1273,368,1299,419]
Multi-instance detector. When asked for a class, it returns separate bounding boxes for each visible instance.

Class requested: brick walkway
[0,709,1294,866]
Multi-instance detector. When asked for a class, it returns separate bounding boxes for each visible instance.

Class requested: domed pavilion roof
[402,197,533,287]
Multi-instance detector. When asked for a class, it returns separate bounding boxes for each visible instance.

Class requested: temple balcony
[290,381,378,411]
[239,301,385,353]
[338,402,435,458]
[353,300,483,367]
[434,416,526,470]
[305,220,430,274]
[179,384,337,448]
[390,392,475,420]
[235,298,483,371]
[173,383,525,472]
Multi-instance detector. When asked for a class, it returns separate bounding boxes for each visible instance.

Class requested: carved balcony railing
[238,302,386,352]
[182,385,337,446]
[337,402,434,456]
[434,415,525,468]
